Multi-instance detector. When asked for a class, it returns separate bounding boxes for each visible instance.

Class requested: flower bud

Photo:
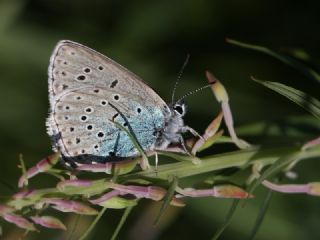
[31,215,66,230]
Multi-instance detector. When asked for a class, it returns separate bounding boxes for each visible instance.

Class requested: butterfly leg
[157,146,185,153]
[177,135,189,155]
[182,126,205,141]
[177,136,202,164]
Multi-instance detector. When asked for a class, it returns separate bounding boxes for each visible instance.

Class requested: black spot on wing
[110,79,118,88]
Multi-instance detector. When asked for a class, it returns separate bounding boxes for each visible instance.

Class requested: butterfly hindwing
[47,40,167,163]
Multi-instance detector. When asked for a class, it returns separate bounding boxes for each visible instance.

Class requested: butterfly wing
[47,40,168,163]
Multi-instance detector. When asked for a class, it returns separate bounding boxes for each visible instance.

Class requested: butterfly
[46,40,197,167]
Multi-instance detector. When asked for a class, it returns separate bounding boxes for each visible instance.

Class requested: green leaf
[154,176,178,225]
[129,146,316,181]
[253,79,320,120]
[197,130,224,152]
[227,38,320,83]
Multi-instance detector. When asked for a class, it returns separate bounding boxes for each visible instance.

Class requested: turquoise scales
[47,40,188,165]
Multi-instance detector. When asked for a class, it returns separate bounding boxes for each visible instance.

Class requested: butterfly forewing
[47,40,167,163]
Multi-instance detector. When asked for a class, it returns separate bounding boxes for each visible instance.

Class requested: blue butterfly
[47,40,198,166]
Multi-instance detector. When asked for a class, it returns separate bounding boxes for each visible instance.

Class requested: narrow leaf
[79,207,107,240]
[253,78,320,120]
[211,199,240,240]
[112,121,150,169]
[227,38,320,83]
[154,176,178,225]
[248,189,273,240]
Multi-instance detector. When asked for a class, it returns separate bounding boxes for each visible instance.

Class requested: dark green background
[1,0,319,239]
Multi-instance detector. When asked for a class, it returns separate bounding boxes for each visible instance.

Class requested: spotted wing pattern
[47,40,168,163]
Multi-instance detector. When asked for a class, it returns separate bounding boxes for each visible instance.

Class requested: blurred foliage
[0,0,320,239]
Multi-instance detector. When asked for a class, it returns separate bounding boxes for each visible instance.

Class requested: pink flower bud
[309,182,320,196]
[57,179,92,190]
[90,190,120,205]
[170,197,186,207]
[3,213,36,231]
[177,185,252,199]
[111,184,166,201]
[206,71,250,149]
[302,136,320,150]
[214,185,252,198]
[76,160,137,175]
[13,189,36,199]
[262,180,320,196]
[44,198,98,215]
[18,153,60,188]
[76,163,113,173]
[0,204,14,215]
[31,215,66,230]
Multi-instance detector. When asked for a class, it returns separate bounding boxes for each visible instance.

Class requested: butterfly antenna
[171,54,190,104]
[176,84,211,103]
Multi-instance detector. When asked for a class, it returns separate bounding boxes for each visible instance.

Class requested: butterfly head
[152,100,186,150]
[171,100,187,117]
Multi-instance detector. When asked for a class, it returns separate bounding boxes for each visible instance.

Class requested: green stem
[79,207,108,240]
[110,206,134,240]
[126,145,316,180]
[7,145,320,210]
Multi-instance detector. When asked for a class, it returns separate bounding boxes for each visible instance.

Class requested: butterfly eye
[173,105,184,115]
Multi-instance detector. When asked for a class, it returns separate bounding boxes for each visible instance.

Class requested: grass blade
[211,199,240,240]
[154,176,178,225]
[79,207,107,240]
[227,38,320,83]
[252,78,320,120]
[248,189,273,240]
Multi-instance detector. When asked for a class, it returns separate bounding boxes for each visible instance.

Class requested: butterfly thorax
[153,101,187,150]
